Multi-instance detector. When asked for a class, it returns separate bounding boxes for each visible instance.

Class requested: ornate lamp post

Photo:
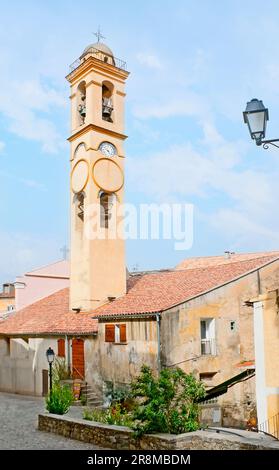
[46,347,55,394]
[243,98,279,149]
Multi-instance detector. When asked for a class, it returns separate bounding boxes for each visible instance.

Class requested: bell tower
[66,41,129,311]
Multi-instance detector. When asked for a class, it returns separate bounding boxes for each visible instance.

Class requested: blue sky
[1,0,279,283]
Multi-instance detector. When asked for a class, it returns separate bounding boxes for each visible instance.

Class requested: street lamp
[243,98,279,149]
[46,347,55,394]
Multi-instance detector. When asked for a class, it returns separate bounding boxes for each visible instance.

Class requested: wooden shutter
[57,338,65,357]
[120,324,127,343]
[105,324,115,342]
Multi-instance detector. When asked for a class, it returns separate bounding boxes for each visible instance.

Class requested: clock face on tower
[99,141,117,157]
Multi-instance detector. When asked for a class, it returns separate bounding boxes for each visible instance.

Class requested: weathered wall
[0,337,58,395]
[90,319,158,393]
[38,414,279,450]
[0,335,97,396]
[262,292,279,424]
[160,260,279,428]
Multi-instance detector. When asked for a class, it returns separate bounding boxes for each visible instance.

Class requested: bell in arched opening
[102,81,114,122]
[77,81,86,125]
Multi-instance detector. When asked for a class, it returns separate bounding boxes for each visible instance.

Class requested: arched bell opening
[102,81,114,123]
[73,191,85,230]
[99,191,116,229]
[77,81,86,125]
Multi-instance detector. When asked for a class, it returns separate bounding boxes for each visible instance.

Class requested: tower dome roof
[82,42,114,57]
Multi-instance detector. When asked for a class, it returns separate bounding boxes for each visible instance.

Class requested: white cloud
[209,209,279,250]
[133,92,211,120]
[136,53,164,70]
[0,78,66,154]
[0,170,46,191]
[127,120,279,247]
[0,230,63,284]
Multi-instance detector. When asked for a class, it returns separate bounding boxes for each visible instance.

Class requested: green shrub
[130,365,205,437]
[45,384,74,415]
[52,358,71,384]
[82,366,205,437]
[83,404,133,427]
[80,393,87,406]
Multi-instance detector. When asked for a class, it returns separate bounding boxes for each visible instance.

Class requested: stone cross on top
[94,27,106,43]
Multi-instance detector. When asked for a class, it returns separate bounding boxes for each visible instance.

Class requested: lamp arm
[261,138,279,150]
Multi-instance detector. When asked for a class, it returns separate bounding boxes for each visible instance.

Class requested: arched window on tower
[73,192,85,230]
[100,192,116,229]
[102,81,114,123]
[77,81,86,125]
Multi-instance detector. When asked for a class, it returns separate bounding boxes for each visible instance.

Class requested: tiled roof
[0,293,15,298]
[176,251,279,270]
[235,360,255,368]
[0,288,97,336]
[0,251,278,334]
[94,253,279,317]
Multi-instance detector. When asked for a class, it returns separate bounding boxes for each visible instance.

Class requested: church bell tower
[66,39,129,311]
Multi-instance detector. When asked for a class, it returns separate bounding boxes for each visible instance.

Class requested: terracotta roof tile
[176,251,279,270]
[0,288,97,336]
[94,253,279,317]
[1,251,278,334]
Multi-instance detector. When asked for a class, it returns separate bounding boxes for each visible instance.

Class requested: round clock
[99,141,117,157]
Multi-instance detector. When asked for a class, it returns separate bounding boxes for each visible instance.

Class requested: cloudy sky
[0,0,279,282]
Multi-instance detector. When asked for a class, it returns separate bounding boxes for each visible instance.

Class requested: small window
[57,339,65,357]
[199,372,217,381]
[200,318,216,355]
[230,321,236,331]
[105,324,126,343]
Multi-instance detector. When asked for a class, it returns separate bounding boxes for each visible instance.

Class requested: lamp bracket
[261,139,279,150]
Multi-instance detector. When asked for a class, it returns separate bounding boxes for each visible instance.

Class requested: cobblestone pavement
[0,392,103,450]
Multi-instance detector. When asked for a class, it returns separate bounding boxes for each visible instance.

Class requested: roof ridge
[25,259,69,276]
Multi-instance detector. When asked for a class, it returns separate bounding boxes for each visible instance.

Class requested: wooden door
[42,369,48,396]
[72,338,85,379]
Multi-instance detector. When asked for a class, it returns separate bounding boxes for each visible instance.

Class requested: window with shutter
[105,324,115,342]
[120,324,126,343]
[57,338,65,357]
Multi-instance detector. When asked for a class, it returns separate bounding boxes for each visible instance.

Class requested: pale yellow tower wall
[67,51,129,311]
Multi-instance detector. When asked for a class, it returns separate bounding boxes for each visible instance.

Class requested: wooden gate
[72,338,85,379]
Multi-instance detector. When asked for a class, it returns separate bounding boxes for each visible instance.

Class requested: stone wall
[38,414,279,450]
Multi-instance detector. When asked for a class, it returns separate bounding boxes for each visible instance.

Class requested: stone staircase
[81,383,103,408]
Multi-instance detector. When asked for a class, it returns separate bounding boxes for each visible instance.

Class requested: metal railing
[69,47,127,74]
[201,338,216,356]
[72,366,84,381]
[258,413,279,440]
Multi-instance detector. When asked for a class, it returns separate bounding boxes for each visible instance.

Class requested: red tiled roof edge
[93,254,279,318]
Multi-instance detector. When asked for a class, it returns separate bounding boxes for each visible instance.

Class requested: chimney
[224,251,235,260]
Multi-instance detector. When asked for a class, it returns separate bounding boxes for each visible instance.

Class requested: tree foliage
[130,365,205,436]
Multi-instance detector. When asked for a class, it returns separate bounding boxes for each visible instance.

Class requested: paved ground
[0,392,102,450]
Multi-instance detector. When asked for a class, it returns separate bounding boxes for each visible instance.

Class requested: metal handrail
[72,366,84,381]
[69,47,127,73]
[258,412,279,440]
[201,338,216,355]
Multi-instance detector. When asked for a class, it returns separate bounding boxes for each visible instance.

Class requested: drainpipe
[65,335,71,375]
[155,313,161,373]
